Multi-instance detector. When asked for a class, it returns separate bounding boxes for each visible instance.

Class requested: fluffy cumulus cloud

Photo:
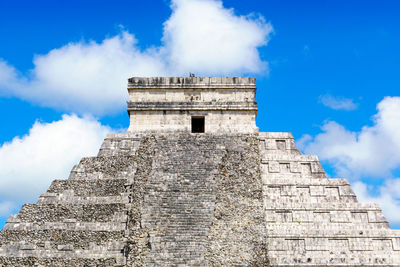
[0,34,166,115]
[319,94,358,111]
[163,0,272,74]
[0,60,22,96]
[299,97,400,178]
[299,96,400,225]
[0,115,111,216]
[0,0,273,115]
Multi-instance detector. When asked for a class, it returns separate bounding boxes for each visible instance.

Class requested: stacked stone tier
[127,101,258,111]
[0,147,137,266]
[259,132,400,266]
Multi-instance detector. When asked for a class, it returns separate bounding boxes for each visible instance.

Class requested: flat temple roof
[128,77,256,89]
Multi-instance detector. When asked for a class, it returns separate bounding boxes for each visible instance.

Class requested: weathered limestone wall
[128,110,257,133]
[205,135,268,266]
[98,133,142,157]
[129,88,255,103]
[127,77,256,88]
[127,77,258,134]
[259,132,400,266]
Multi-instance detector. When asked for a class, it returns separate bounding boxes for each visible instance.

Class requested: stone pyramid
[0,77,399,266]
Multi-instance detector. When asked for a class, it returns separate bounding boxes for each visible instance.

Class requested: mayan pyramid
[0,77,399,266]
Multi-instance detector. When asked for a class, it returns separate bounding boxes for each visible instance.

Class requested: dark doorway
[191,117,205,133]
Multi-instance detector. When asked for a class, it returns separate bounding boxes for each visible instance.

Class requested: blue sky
[0,0,400,229]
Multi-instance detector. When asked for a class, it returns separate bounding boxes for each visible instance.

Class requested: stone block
[309,186,324,196]
[269,161,280,173]
[305,238,329,251]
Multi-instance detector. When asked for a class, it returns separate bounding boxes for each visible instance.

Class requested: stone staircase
[140,136,223,266]
[129,134,267,266]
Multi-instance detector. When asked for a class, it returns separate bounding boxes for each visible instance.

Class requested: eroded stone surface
[259,132,400,266]
[126,77,258,133]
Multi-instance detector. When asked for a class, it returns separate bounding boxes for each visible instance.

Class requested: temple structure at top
[127,76,258,133]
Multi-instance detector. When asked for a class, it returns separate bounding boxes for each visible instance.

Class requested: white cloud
[0,33,167,115]
[0,0,273,115]
[353,180,400,225]
[319,94,358,111]
[0,60,15,86]
[0,60,22,97]
[0,114,111,210]
[299,96,400,179]
[0,201,15,217]
[163,0,272,75]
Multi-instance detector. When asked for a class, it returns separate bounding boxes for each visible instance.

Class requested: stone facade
[0,77,399,266]
[127,77,258,133]
[259,132,400,266]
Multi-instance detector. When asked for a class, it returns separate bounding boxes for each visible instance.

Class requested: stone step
[264,201,382,210]
[263,173,329,180]
[262,154,321,162]
[2,221,126,231]
[37,194,129,205]
[97,133,141,157]
[15,204,127,223]
[261,158,326,176]
[264,177,351,186]
[0,256,123,267]
[267,251,400,266]
[47,179,128,197]
[69,156,136,180]
[264,194,357,204]
[0,243,125,259]
[266,228,400,238]
[267,222,390,231]
[265,207,387,224]
[0,230,125,250]
[262,179,358,204]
